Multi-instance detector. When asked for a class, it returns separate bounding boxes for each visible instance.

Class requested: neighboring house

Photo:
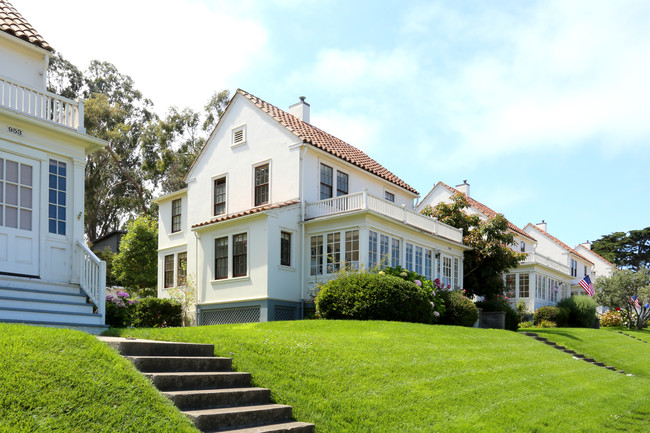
[156,89,468,325]
[574,242,617,282]
[91,230,127,254]
[523,222,594,298]
[0,1,107,332]
[417,181,574,311]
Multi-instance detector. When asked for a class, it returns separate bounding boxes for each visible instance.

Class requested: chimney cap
[299,96,306,102]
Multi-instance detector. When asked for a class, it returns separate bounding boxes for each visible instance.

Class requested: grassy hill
[105,321,650,433]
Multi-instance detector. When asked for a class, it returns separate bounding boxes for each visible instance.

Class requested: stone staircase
[0,278,107,333]
[100,337,315,433]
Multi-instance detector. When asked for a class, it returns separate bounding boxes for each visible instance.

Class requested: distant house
[91,230,127,254]
[417,181,576,311]
[574,242,617,281]
[0,1,107,332]
[155,90,468,325]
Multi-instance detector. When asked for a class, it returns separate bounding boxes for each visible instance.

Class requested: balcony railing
[0,74,85,132]
[520,252,570,275]
[305,190,463,243]
[77,241,106,325]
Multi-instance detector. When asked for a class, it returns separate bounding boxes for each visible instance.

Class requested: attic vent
[232,125,246,148]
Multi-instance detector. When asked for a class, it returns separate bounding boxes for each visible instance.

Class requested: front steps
[0,281,106,334]
[100,337,315,433]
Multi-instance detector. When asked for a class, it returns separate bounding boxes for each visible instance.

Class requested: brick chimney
[289,96,310,123]
[536,220,547,232]
[455,180,470,197]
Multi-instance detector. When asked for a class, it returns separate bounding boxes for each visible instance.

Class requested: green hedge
[534,306,569,327]
[106,295,182,328]
[315,273,434,324]
[439,291,478,327]
[557,296,597,328]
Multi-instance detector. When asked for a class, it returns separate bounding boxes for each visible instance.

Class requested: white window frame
[231,124,247,148]
[211,230,250,283]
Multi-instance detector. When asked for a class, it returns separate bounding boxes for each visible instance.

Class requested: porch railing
[77,241,106,324]
[520,252,570,275]
[305,190,463,243]
[0,74,85,132]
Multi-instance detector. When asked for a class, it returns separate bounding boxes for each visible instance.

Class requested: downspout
[194,229,201,325]
[299,143,307,319]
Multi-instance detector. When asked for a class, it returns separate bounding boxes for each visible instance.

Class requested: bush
[131,298,183,328]
[105,291,138,327]
[600,309,627,327]
[516,301,532,323]
[520,320,533,328]
[536,320,557,328]
[534,306,569,327]
[475,296,519,331]
[557,296,598,328]
[315,272,434,324]
[379,266,446,321]
[439,291,479,327]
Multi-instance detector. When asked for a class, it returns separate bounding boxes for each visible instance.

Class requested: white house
[156,89,468,325]
[0,1,107,332]
[417,181,574,311]
[574,241,617,281]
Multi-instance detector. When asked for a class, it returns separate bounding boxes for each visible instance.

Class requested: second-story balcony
[519,252,570,275]
[0,74,85,133]
[304,190,464,244]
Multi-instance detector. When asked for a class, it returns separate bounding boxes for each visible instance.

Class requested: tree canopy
[112,216,158,296]
[421,193,526,298]
[47,55,230,241]
[591,227,650,271]
[594,268,650,330]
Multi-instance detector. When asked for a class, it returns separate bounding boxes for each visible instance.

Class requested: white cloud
[18,0,269,113]
[312,110,383,154]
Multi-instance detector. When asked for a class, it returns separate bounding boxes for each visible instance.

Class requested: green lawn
[106,321,650,433]
[520,327,650,377]
[0,324,198,433]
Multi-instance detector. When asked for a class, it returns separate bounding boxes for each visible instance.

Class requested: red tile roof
[237,89,418,195]
[437,182,536,242]
[192,200,299,229]
[0,1,52,51]
[525,224,594,264]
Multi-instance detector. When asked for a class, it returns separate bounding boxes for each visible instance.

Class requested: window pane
[280,232,291,266]
[6,184,17,206]
[327,232,341,273]
[58,162,66,177]
[58,176,66,192]
[6,161,18,182]
[233,233,247,277]
[380,235,389,268]
[320,164,333,200]
[345,230,359,270]
[58,221,66,235]
[310,236,323,275]
[20,186,32,209]
[368,231,378,269]
[20,209,31,231]
[58,206,66,220]
[0,205,2,225]
[164,254,175,288]
[6,206,17,228]
[49,174,57,189]
[58,191,66,206]
[415,246,423,275]
[391,238,400,267]
[0,158,3,179]
[336,171,348,196]
[177,252,187,286]
[49,219,57,233]
[49,189,57,204]
[214,177,226,215]
[254,165,269,206]
[215,237,229,280]
[49,160,58,174]
[20,164,32,186]
[0,181,3,203]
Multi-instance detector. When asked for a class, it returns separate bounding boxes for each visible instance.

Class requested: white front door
[0,152,40,277]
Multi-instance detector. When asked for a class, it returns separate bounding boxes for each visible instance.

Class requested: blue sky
[17,0,650,247]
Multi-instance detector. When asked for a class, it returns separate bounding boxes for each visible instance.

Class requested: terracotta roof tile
[237,89,418,195]
[192,200,299,229]
[437,182,536,242]
[0,1,52,51]
[525,224,594,264]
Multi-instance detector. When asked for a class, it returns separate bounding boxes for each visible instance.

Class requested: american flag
[579,275,594,296]
[630,295,641,309]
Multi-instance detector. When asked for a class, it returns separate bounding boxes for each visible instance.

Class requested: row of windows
[504,273,567,301]
[310,230,359,275]
[215,233,248,279]
[163,252,187,288]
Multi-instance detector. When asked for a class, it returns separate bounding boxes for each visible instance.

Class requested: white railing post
[362,188,368,210]
[402,204,407,223]
[76,241,107,325]
[76,98,86,133]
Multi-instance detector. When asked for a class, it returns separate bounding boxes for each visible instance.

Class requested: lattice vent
[202,306,261,325]
[274,306,297,321]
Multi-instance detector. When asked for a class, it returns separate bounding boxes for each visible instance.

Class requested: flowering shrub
[131,297,182,328]
[105,291,138,327]
[599,309,627,327]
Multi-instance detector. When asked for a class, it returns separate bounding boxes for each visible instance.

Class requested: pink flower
[447,285,451,289]
[462,289,466,293]
[117,291,130,298]
[433,311,440,317]
[414,280,422,287]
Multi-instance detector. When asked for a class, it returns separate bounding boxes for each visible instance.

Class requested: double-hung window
[380,235,389,268]
[519,274,530,297]
[177,252,187,286]
[171,198,181,233]
[391,239,400,267]
[385,191,395,202]
[415,246,423,275]
[320,164,333,199]
[215,237,228,280]
[232,234,247,277]
[570,259,577,277]
[48,159,66,235]
[164,254,174,288]
[336,171,348,196]
[368,231,378,269]
[214,177,226,215]
[310,235,324,275]
[327,232,341,273]
[345,230,359,270]
[254,164,269,206]
[405,243,414,271]
[280,231,291,266]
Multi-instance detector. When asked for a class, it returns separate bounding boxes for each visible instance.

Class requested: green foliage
[599,309,627,327]
[421,193,526,298]
[109,322,650,432]
[113,216,158,294]
[0,324,198,432]
[379,266,446,320]
[439,291,479,327]
[475,296,519,331]
[93,247,121,287]
[594,268,650,330]
[536,320,557,328]
[592,227,650,271]
[557,296,598,328]
[519,320,533,328]
[516,300,532,323]
[315,272,434,324]
[533,306,569,327]
[132,298,183,328]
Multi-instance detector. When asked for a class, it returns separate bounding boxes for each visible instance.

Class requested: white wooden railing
[0,74,85,132]
[520,252,570,275]
[77,241,106,324]
[305,190,464,243]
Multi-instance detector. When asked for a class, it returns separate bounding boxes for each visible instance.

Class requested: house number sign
[8,126,23,136]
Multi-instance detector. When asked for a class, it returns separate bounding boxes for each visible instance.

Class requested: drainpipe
[194,230,201,325]
[299,143,307,319]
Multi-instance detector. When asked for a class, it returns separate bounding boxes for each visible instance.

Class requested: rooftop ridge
[0,0,53,51]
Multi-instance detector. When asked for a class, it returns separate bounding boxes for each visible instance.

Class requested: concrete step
[145,371,252,391]
[0,286,87,303]
[0,278,84,295]
[0,296,93,314]
[164,387,271,411]
[126,356,232,373]
[213,421,315,433]
[185,404,293,432]
[101,338,214,357]
[0,306,103,325]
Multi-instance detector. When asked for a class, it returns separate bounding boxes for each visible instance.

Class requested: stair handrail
[77,240,106,324]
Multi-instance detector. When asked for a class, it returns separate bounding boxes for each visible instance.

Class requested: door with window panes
[0,152,40,277]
